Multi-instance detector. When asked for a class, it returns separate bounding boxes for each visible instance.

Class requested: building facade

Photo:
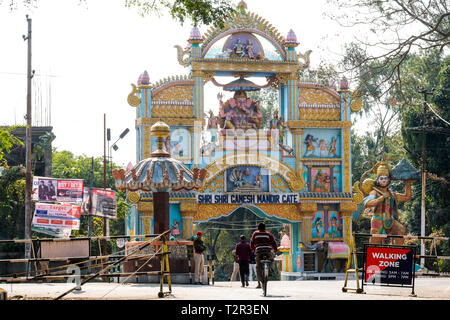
[124,3,362,274]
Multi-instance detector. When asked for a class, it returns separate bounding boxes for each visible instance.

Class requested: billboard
[32,203,81,238]
[364,245,415,286]
[81,188,117,218]
[32,176,84,204]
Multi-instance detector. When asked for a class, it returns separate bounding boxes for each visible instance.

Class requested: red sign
[365,245,414,285]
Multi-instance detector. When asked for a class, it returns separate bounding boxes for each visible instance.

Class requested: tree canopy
[2,0,238,27]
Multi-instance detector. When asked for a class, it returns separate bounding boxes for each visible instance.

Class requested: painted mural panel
[312,212,325,238]
[226,166,270,192]
[303,129,340,158]
[310,167,331,192]
[327,211,343,238]
[223,32,265,60]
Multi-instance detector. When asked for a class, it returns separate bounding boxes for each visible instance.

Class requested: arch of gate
[200,152,305,194]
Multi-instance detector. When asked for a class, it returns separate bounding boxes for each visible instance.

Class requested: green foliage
[125,0,237,27]
[0,127,23,167]
[401,55,450,272]
[0,166,26,241]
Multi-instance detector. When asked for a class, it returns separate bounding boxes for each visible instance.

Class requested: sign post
[363,244,416,297]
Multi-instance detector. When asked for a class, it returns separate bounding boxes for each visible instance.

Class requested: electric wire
[426,102,450,126]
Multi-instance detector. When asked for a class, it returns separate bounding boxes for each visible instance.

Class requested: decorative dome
[112,156,206,193]
[285,29,299,46]
[339,76,349,90]
[112,120,207,193]
[139,70,150,85]
[188,26,202,42]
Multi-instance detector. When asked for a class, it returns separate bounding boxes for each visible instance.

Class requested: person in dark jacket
[235,235,251,287]
[193,231,206,284]
[250,223,278,288]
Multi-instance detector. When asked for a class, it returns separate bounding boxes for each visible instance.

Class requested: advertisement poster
[32,203,81,233]
[90,188,117,218]
[32,176,84,203]
[365,245,414,285]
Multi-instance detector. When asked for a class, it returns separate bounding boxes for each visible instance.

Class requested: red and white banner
[32,203,81,231]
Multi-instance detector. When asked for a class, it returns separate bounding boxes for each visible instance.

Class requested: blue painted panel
[327,211,343,238]
[169,203,182,239]
[147,89,152,118]
[312,212,325,238]
[333,165,342,192]
[303,129,341,158]
[291,222,300,272]
[226,166,270,192]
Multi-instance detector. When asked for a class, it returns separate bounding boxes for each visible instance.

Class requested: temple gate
[125,1,362,277]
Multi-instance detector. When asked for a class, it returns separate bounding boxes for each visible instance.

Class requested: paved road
[1,278,450,300]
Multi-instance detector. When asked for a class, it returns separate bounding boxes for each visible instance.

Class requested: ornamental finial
[237,1,247,10]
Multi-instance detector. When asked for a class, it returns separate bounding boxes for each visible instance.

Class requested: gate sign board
[365,245,414,285]
[197,193,300,204]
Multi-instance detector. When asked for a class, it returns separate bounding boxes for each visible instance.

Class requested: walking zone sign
[363,244,416,295]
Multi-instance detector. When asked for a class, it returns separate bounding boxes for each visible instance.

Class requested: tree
[2,0,237,28]
[0,127,23,168]
[401,55,450,271]
[327,0,450,95]
[0,165,26,241]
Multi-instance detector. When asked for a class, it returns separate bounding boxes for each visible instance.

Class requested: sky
[0,0,369,167]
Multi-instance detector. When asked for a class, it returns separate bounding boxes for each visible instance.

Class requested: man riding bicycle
[250,223,278,289]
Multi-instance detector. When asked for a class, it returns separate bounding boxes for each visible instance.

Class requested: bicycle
[260,253,272,297]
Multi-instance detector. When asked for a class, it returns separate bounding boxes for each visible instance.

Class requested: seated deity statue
[218,90,262,131]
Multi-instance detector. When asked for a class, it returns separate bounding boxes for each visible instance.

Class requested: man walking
[230,249,240,282]
[193,231,206,284]
[235,235,251,287]
[249,252,259,287]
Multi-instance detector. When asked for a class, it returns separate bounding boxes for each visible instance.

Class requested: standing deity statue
[206,110,219,142]
[354,161,414,245]
[269,109,285,144]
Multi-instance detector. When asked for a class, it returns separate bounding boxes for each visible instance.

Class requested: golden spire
[150,121,170,157]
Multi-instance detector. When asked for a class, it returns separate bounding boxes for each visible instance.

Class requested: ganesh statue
[218,90,263,131]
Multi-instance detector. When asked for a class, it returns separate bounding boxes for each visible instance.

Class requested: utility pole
[417,87,433,269]
[24,15,34,258]
[88,156,94,237]
[103,114,109,237]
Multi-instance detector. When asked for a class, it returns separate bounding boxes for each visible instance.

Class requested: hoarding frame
[362,243,416,296]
